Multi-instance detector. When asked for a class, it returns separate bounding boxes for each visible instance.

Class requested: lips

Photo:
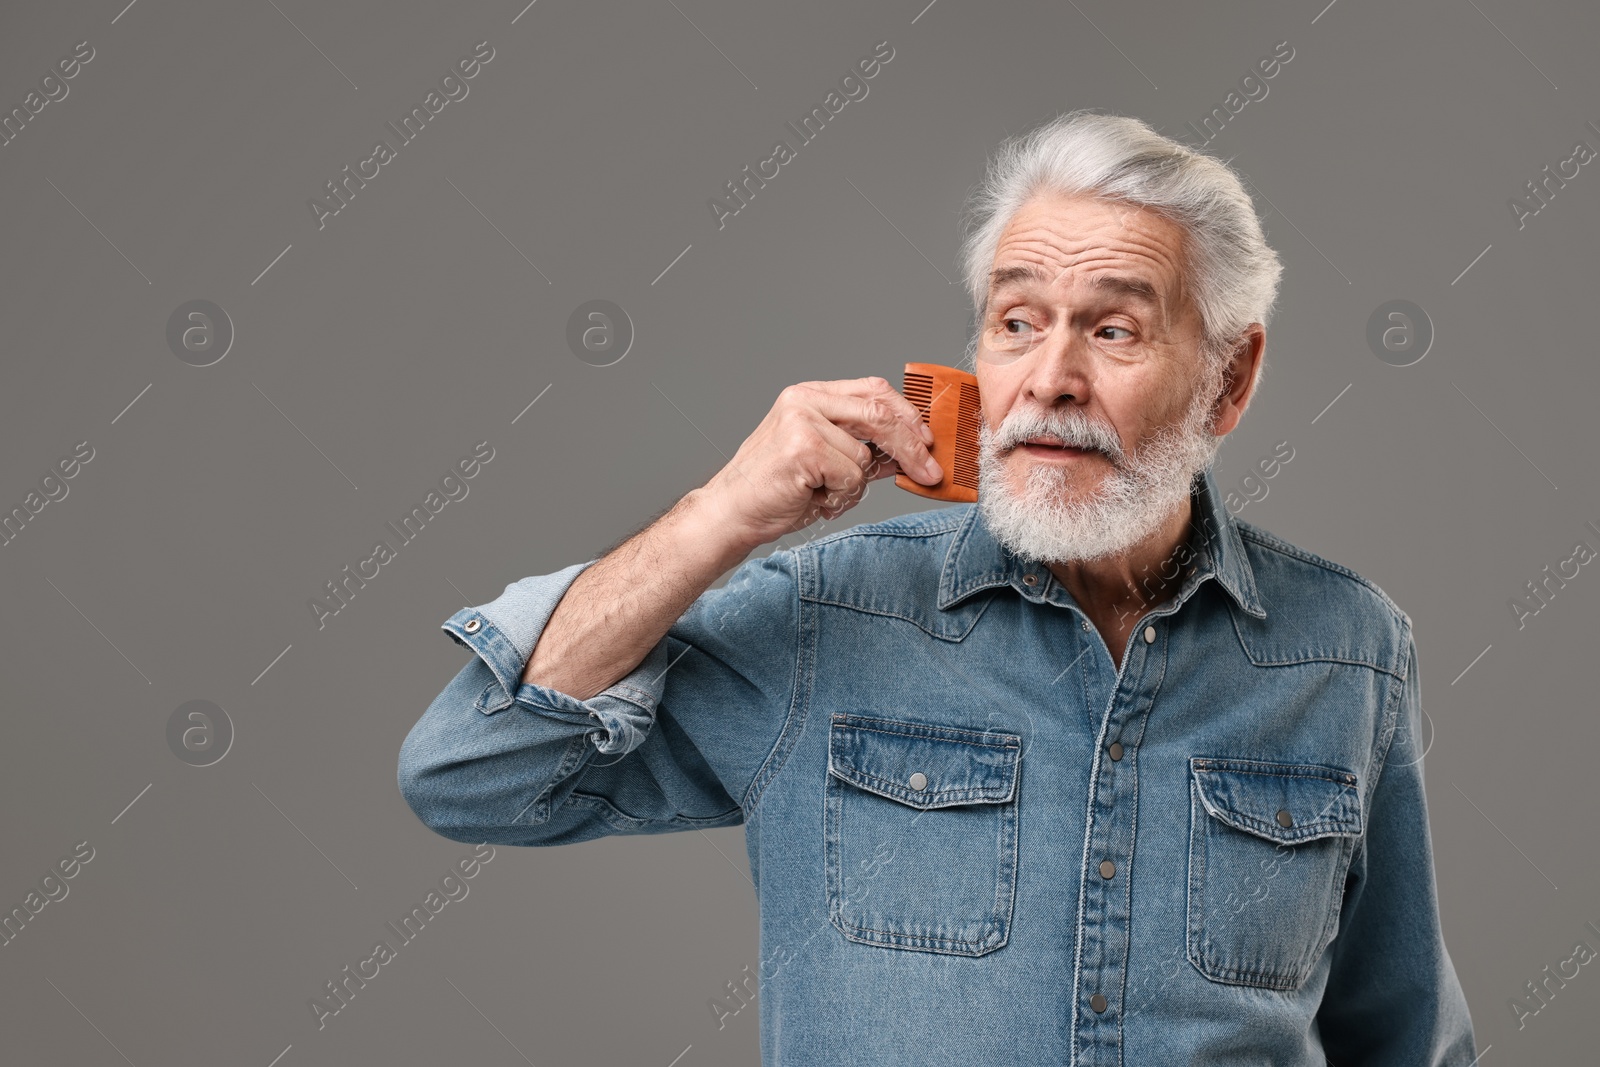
[1014,437,1097,461]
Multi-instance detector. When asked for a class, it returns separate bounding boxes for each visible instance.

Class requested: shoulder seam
[1235,521,1409,630]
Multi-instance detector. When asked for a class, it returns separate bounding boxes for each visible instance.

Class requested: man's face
[973,191,1228,564]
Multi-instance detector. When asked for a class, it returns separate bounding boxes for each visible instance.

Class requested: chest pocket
[1186,757,1364,990]
[825,713,1022,957]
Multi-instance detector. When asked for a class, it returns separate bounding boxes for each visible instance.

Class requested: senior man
[399,110,1477,1065]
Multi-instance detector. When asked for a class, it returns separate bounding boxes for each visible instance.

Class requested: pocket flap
[1191,757,1362,844]
[828,713,1021,810]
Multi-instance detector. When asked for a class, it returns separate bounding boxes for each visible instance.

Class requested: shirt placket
[1067,605,1173,1067]
[1075,620,1152,1062]
[1024,561,1197,1066]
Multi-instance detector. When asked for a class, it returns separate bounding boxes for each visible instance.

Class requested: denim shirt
[398,465,1477,1066]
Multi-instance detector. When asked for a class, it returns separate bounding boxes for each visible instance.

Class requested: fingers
[802,417,877,519]
[790,378,942,485]
[862,442,902,481]
[804,416,935,521]
[797,376,929,434]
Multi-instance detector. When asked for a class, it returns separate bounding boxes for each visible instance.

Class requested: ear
[1210,324,1266,436]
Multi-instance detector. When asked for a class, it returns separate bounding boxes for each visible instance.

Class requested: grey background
[1,0,1595,1063]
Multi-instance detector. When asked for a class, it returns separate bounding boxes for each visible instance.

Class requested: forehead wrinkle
[994,216,1183,292]
[1100,199,1195,338]
[1005,193,1180,264]
[987,200,1189,333]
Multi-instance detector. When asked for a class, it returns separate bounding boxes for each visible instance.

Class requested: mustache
[993,412,1125,461]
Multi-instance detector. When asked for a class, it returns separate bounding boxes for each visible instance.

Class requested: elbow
[396,760,496,845]
[396,660,582,846]
[396,746,449,838]
[396,719,560,846]
[396,664,507,839]
[396,731,482,842]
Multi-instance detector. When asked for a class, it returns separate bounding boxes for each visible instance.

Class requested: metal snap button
[1099,859,1116,879]
[1090,993,1108,1013]
[1107,742,1124,761]
[1276,809,1294,828]
[908,772,928,791]
[1143,625,1156,644]
[464,618,481,634]
[1022,574,1037,586]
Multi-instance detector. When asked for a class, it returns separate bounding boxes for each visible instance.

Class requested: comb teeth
[952,381,981,490]
[904,371,934,409]
[896,362,982,503]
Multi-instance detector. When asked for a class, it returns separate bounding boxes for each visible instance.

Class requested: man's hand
[516,377,941,698]
[698,376,944,549]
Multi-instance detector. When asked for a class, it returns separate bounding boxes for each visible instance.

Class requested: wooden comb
[895,362,982,502]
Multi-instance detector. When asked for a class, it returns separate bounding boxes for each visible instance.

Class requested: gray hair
[958,109,1283,382]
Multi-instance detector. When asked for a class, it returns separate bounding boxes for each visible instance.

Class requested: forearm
[522,487,761,700]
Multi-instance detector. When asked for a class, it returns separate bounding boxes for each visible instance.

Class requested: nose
[1019,328,1092,410]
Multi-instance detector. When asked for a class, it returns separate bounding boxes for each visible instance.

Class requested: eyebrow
[985,264,1163,310]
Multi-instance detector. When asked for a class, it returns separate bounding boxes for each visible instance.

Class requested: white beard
[976,359,1227,564]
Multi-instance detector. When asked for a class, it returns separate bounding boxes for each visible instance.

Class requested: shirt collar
[937,463,1267,619]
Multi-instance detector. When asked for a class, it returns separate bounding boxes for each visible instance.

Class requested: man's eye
[1099,326,1133,340]
[1003,318,1033,334]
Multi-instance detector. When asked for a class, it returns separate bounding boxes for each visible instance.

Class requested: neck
[1044,491,1196,626]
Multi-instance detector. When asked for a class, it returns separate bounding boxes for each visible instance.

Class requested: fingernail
[924,458,943,481]
[920,424,935,444]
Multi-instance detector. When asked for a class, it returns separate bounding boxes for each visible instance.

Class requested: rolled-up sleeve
[1315,633,1478,1064]
[397,548,801,848]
